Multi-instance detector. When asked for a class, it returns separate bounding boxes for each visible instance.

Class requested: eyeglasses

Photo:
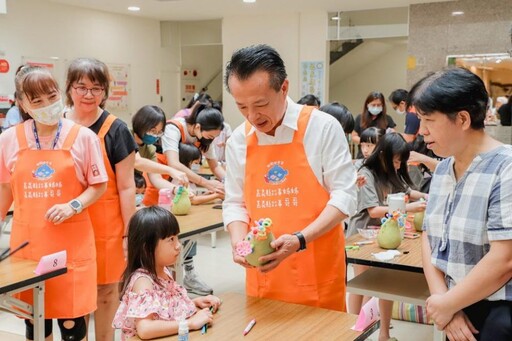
[146,129,164,138]
[72,86,104,97]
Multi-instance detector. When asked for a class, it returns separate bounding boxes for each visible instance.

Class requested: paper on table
[371,250,400,262]
[352,297,380,331]
[34,250,66,275]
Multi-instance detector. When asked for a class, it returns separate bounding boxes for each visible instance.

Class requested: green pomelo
[377,218,402,249]
[245,232,276,267]
[413,212,424,232]
[171,188,191,215]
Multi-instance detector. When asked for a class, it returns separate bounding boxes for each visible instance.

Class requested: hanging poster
[300,61,324,101]
[106,63,130,116]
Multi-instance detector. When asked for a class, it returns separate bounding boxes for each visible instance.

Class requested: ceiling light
[331,16,340,21]
[128,6,140,12]
[451,11,464,16]
[243,0,256,3]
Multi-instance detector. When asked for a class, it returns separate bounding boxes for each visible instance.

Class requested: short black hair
[134,173,146,189]
[409,67,488,130]
[225,44,287,93]
[298,94,321,107]
[132,105,166,139]
[388,89,408,105]
[178,143,202,168]
[319,102,354,134]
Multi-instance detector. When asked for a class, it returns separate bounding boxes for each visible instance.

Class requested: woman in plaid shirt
[410,67,512,341]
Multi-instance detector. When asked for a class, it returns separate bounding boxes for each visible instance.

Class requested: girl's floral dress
[112,268,197,340]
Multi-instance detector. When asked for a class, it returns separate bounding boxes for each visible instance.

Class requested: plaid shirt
[425,145,512,301]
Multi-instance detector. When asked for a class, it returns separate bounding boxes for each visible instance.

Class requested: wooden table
[128,292,379,340]
[345,233,444,340]
[173,203,224,284]
[0,257,67,341]
[345,233,423,273]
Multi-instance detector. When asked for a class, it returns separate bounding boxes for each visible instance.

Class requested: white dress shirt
[223,97,357,227]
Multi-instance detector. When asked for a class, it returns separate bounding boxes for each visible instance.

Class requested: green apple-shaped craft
[171,186,191,216]
[377,212,403,249]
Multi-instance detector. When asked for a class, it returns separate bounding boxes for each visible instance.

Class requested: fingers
[45,205,72,225]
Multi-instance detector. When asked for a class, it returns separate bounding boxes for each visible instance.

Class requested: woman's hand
[169,169,189,187]
[206,179,225,194]
[194,295,222,313]
[444,311,478,341]
[45,203,75,225]
[406,200,427,213]
[188,308,213,330]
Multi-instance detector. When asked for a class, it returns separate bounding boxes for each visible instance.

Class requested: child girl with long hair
[353,127,385,169]
[113,206,221,340]
[348,133,427,341]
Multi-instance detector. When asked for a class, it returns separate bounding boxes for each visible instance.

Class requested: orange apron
[11,123,97,318]
[88,114,126,284]
[168,119,201,148]
[142,153,169,206]
[244,106,347,312]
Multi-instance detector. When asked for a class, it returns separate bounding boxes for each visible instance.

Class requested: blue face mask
[142,133,159,145]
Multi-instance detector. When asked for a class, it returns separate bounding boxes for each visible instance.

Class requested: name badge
[34,250,67,275]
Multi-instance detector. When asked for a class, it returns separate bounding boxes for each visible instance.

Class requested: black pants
[461,300,512,341]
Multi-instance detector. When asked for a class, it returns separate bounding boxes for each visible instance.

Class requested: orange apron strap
[15,123,29,150]
[62,124,81,151]
[293,106,314,143]
[168,119,186,143]
[98,113,117,139]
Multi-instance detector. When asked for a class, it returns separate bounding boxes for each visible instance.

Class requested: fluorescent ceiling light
[243,0,256,3]
[331,16,340,21]
[128,6,140,12]
[451,11,464,16]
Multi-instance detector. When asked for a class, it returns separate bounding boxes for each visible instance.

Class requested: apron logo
[33,162,55,180]
[264,162,288,185]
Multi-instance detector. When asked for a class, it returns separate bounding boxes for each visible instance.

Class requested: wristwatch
[69,199,83,214]
[292,232,307,252]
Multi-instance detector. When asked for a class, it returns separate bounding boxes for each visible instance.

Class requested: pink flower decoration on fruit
[236,240,252,257]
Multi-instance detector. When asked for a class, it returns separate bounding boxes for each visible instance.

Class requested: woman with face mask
[351,91,396,158]
[161,102,226,194]
[64,57,138,341]
[131,105,189,206]
[0,66,108,341]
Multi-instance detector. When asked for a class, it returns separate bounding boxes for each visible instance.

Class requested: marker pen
[243,318,256,336]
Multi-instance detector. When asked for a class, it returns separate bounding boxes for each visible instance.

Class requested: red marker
[243,318,256,336]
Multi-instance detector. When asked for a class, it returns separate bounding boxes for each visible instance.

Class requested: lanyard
[33,120,62,150]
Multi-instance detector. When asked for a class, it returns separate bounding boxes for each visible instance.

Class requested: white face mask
[368,106,382,116]
[395,108,406,115]
[28,99,64,125]
[135,193,144,206]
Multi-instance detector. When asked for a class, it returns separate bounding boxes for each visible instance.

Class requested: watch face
[70,200,81,209]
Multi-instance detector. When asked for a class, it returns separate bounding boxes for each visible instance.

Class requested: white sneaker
[184,269,213,295]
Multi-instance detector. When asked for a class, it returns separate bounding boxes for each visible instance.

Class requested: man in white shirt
[223,44,357,311]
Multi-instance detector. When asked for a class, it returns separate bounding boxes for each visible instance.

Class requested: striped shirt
[425,145,512,301]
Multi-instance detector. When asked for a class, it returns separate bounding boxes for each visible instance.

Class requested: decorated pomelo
[171,186,191,215]
[377,211,404,249]
[236,218,276,267]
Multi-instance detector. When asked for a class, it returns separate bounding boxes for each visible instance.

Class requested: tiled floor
[0,227,432,340]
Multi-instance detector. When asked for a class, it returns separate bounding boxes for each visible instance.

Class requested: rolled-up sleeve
[222,126,250,228]
[320,118,357,216]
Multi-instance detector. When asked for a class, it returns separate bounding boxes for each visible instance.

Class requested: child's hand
[188,308,213,330]
[356,174,367,188]
[194,295,222,313]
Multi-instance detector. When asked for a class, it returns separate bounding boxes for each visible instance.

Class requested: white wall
[222,12,328,128]
[0,0,162,123]
[329,40,407,130]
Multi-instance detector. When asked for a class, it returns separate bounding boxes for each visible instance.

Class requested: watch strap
[292,232,306,252]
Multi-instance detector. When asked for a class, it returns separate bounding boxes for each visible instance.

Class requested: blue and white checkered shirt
[425,145,512,301]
